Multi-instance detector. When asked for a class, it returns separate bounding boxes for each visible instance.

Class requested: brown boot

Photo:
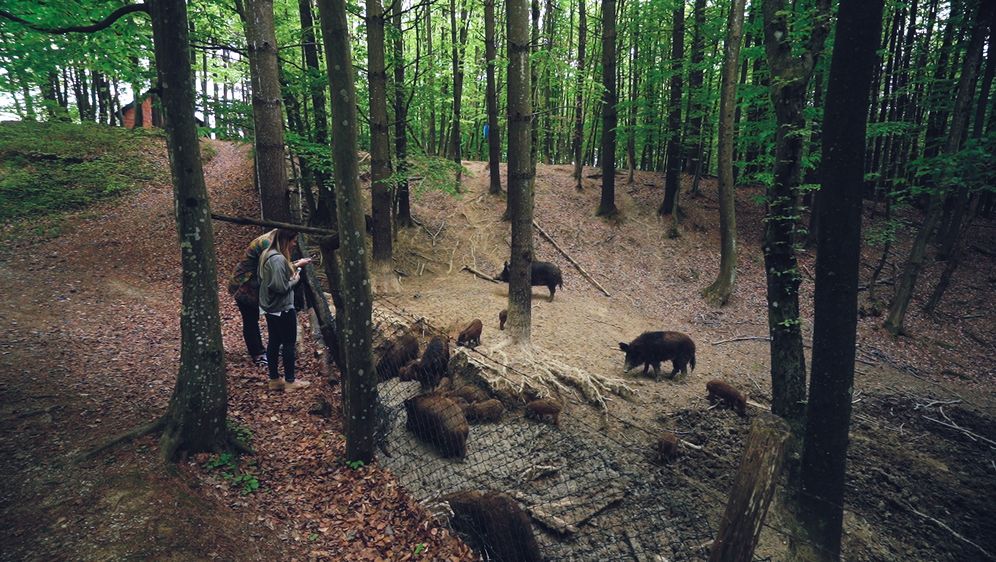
[268,378,286,390]
[284,380,311,392]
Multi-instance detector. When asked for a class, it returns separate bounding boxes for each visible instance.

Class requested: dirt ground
[1,137,993,561]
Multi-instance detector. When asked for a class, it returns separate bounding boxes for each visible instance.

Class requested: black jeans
[265,309,297,382]
[236,299,265,358]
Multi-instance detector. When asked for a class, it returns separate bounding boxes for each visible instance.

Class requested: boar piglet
[497,261,564,301]
[404,393,469,458]
[524,398,562,426]
[619,331,697,381]
[706,380,747,417]
[654,432,679,463]
[465,399,505,423]
[457,319,483,347]
[376,334,419,381]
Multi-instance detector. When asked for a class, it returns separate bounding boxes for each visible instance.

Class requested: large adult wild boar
[404,393,469,458]
[619,331,696,381]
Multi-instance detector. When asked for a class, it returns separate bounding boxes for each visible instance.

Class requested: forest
[0,0,993,561]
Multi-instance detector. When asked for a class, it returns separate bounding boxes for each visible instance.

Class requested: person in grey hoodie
[258,229,312,391]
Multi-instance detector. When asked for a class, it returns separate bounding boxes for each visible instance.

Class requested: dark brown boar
[376,334,419,381]
[618,331,697,380]
[398,360,419,382]
[706,380,747,417]
[525,398,562,426]
[654,432,679,463]
[442,490,543,562]
[457,319,484,347]
[466,399,505,423]
[404,393,469,458]
[417,336,450,389]
[499,309,508,330]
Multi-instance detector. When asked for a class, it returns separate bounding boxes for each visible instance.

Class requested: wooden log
[211,212,374,240]
[297,238,342,373]
[462,264,501,283]
[532,219,611,297]
[709,415,791,562]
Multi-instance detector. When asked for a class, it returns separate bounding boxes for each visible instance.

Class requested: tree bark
[571,0,587,190]
[236,0,292,221]
[659,5,684,216]
[449,0,470,185]
[367,0,394,264]
[885,0,992,336]
[684,0,707,177]
[299,0,333,221]
[485,0,503,194]
[762,0,831,428]
[506,0,535,344]
[317,0,378,462]
[796,2,884,559]
[702,0,746,307]
[597,0,618,217]
[709,415,791,562]
[151,0,229,462]
[393,2,414,226]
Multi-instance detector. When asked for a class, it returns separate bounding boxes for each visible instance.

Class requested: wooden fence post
[709,414,791,562]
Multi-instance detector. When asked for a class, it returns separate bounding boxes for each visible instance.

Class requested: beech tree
[796,0,884,558]
[597,0,618,217]
[659,4,684,217]
[484,0,502,195]
[702,0,746,306]
[761,0,831,427]
[505,0,534,343]
[315,0,378,462]
[367,0,394,265]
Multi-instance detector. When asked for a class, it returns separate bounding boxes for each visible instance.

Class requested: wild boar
[457,319,484,347]
[418,336,450,389]
[499,309,508,330]
[525,398,562,426]
[376,334,419,381]
[497,261,564,301]
[404,393,469,458]
[654,432,680,463]
[706,380,747,417]
[448,384,490,404]
[619,331,696,380]
[466,399,505,423]
[442,490,542,562]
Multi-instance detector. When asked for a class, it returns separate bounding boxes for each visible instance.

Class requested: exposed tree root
[74,417,166,463]
[460,341,634,409]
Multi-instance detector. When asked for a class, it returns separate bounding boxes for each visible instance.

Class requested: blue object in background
[483,123,490,139]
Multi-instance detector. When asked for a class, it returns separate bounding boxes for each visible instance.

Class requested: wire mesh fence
[365,295,777,562]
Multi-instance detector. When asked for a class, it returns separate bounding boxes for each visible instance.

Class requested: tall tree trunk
[762,0,831,428]
[543,0,557,164]
[316,0,378,462]
[485,0,503,194]
[626,14,639,184]
[150,0,229,462]
[367,0,394,265]
[236,0,292,221]
[426,4,436,156]
[795,2,884,559]
[449,0,470,185]
[684,0,707,178]
[659,5,684,216]
[571,0,587,190]
[394,2,415,225]
[885,0,992,336]
[597,0,618,217]
[506,0,535,343]
[201,44,210,130]
[702,0,746,306]
[299,0,333,220]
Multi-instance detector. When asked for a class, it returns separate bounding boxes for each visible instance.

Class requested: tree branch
[0,4,149,34]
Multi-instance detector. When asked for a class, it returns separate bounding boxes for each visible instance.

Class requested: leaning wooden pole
[709,415,790,562]
[532,219,610,297]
